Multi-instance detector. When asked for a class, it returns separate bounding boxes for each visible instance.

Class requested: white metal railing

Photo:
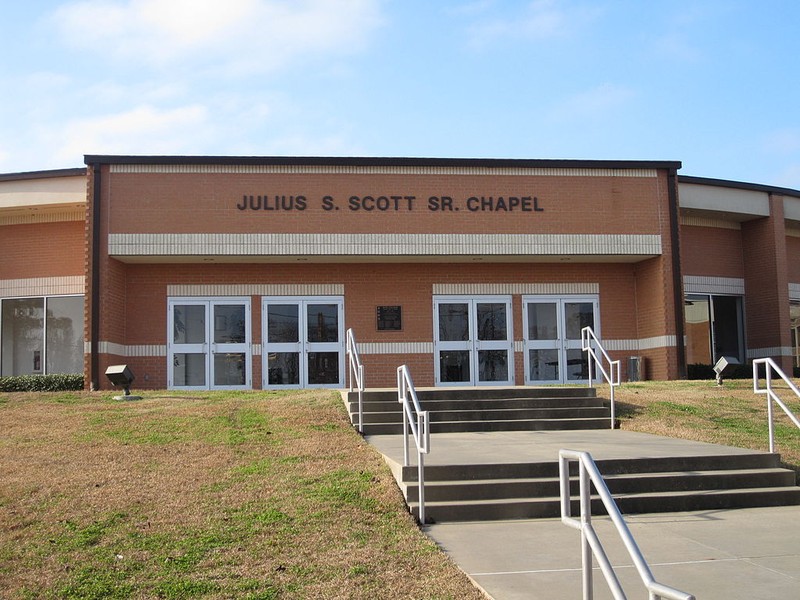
[559,449,695,600]
[346,328,365,433]
[581,326,621,428]
[752,357,800,453]
[397,365,430,524]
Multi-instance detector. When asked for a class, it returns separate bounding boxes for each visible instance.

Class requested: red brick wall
[0,221,84,279]
[680,225,744,278]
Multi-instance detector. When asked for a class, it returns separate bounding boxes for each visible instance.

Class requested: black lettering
[348,196,361,210]
[428,196,440,211]
[495,197,508,211]
[237,195,248,210]
[534,196,544,211]
[520,196,532,211]
[251,195,264,210]
[322,195,336,211]
[405,195,416,210]
[295,195,307,210]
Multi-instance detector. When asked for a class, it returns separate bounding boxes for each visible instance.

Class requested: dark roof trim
[0,167,87,182]
[679,175,800,199]
[84,154,682,170]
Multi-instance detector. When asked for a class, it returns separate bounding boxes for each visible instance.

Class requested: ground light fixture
[713,356,736,386]
[105,364,143,400]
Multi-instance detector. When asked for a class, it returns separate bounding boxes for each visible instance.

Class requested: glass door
[523,296,599,385]
[434,296,513,386]
[263,297,344,389]
[168,298,251,390]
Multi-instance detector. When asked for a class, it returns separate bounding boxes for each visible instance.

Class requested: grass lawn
[613,378,800,477]
[0,389,485,600]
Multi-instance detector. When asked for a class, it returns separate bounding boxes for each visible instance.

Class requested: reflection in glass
[268,304,299,343]
[46,296,83,374]
[479,349,508,381]
[268,352,300,385]
[307,304,338,343]
[213,353,245,386]
[529,349,559,381]
[791,302,800,368]
[173,305,206,344]
[308,352,339,385]
[1,298,44,376]
[440,350,470,382]
[564,302,594,340]
[527,302,558,340]
[476,303,507,341]
[684,295,711,364]
[214,305,246,344]
[438,304,469,342]
[173,353,206,386]
[566,349,588,381]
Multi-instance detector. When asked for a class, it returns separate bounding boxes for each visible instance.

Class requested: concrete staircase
[345,387,612,435]
[402,452,800,522]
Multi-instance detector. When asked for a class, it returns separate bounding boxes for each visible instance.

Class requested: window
[684,294,744,366]
[1,296,84,376]
[791,301,800,369]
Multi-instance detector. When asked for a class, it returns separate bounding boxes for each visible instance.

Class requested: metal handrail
[581,326,621,428]
[397,365,430,524]
[752,357,800,453]
[559,449,695,600]
[345,328,365,433]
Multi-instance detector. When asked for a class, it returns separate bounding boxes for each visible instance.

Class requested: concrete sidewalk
[365,431,800,599]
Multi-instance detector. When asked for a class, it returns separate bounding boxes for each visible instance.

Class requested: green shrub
[0,374,84,392]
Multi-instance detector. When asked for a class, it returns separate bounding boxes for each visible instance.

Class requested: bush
[687,363,751,380]
[0,374,84,392]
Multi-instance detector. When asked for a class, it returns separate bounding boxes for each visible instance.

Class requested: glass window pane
[476,303,507,341]
[214,305,246,344]
[791,302,800,368]
[565,348,589,381]
[213,353,246,386]
[529,349,559,381]
[308,352,339,385]
[478,349,508,382]
[438,303,469,342]
[46,296,84,374]
[267,304,299,344]
[684,295,711,364]
[268,352,300,385]
[173,353,206,386]
[173,305,206,344]
[527,303,558,340]
[439,350,470,382]
[712,296,743,363]
[564,302,594,340]
[2,298,44,376]
[307,304,339,343]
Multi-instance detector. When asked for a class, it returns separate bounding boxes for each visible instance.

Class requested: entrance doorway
[168,297,252,390]
[262,297,345,389]
[433,296,514,386]
[523,296,599,384]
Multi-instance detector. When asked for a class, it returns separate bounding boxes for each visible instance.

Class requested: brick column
[741,193,792,371]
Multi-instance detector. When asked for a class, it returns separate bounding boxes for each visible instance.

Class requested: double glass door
[523,296,598,384]
[434,296,514,386]
[168,298,251,390]
[262,297,344,389]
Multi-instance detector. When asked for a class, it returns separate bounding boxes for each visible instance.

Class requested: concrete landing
[364,430,800,599]
[426,507,800,600]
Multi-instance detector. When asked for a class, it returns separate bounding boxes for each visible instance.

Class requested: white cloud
[550,83,636,121]
[50,0,384,72]
[49,104,210,163]
[465,0,599,47]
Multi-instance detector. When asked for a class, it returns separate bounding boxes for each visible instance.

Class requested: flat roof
[84,154,682,171]
[679,174,800,199]
[0,168,86,182]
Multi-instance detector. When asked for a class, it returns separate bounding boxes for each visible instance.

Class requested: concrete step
[409,486,800,522]
[350,396,606,413]
[361,417,612,435]
[345,387,598,403]
[405,468,797,502]
[353,406,610,424]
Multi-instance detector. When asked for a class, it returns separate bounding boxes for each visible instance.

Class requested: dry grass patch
[609,379,800,475]
[0,390,484,599]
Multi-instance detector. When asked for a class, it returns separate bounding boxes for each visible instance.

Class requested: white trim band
[433,283,600,295]
[684,275,745,296]
[167,284,345,296]
[747,347,794,359]
[0,276,84,297]
[790,283,800,301]
[109,233,662,258]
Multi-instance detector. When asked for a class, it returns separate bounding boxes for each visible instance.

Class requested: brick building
[1,156,798,390]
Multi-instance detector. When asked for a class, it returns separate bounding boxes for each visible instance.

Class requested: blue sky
[1,0,799,188]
